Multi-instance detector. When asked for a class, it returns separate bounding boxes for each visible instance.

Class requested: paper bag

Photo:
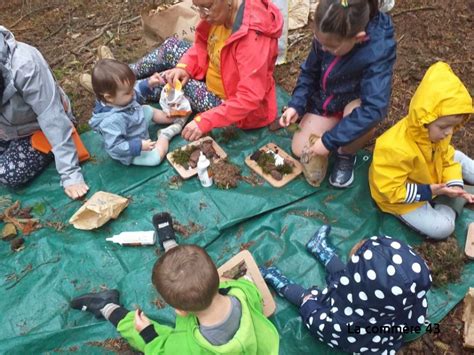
[141,0,199,48]
[289,0,310,30]
[69,191,129,230]
[159,80,192,117]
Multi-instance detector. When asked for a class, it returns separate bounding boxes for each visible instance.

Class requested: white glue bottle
[197,152,213,187]
[106,231,156,246]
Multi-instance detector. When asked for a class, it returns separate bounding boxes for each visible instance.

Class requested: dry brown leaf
[21,220,40,235]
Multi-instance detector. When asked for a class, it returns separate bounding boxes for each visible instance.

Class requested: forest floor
[0,0,473,353]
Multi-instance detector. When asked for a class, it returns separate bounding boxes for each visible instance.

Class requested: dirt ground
[0,0,473,353]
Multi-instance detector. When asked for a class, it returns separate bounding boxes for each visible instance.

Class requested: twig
[5,256,61,290]
[392,6,438,17]
[49,15,140,67]
[117,16,124,40]
[397,34,406,44]
[9,5,55,28]
[44,24,65,41]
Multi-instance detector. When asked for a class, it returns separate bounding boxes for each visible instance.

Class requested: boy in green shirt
[70,213,279,354]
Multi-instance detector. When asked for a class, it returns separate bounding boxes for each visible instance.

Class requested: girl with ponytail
[281,0,396,188]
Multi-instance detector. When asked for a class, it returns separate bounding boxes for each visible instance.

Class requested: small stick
[9,5,55,28]
[392,6,438,17]
[44,24,66,41]
[5,256,61,290]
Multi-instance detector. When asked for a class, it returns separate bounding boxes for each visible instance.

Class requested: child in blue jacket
[89,59,187,166]
[261,225,432,354]
[280,0,396,188]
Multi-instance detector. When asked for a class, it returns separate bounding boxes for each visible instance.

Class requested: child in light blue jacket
[89,59,187,166]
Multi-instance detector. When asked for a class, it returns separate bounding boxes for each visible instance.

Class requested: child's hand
[279,107,299,127]
[148,72,166,88]
[162,68,191,86]
[134,309,151,332]
[301,138,330,158]
[431,184,473,201]
[142,139,156,151]
[182,120,203,141]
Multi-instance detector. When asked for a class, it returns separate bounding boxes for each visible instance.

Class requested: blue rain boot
[306,225,336,266]
[259,266,292,297]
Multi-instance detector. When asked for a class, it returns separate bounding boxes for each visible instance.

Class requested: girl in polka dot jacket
[260,225,432,354]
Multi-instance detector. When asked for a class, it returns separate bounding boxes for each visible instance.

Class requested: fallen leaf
[2,223,17,240]
[21,220,40,235]
[286,123,300,133]
[32,202,46,216]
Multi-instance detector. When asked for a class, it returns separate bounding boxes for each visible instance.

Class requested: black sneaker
[70,289,120,318]
[329,154,356,188]
[153,212,177,250]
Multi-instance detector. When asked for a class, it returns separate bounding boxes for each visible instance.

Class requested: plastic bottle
[197,152,213,187]
[106,231,156,246]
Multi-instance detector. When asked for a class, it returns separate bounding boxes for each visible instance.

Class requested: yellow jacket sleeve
[442,145,463,186]
[370,147,414,205]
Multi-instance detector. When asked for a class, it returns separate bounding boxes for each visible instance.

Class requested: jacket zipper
[321,56,341,115]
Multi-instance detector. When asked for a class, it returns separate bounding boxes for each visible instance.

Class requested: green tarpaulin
[1,88,472,354]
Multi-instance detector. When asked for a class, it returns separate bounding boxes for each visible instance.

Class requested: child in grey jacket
[89,59,187,166]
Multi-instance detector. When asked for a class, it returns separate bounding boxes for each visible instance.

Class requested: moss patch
[415,236,465,288]
[170,145,199,168]
[251,150,294,179]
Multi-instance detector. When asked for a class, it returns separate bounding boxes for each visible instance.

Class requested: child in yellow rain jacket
[369,62,473,240]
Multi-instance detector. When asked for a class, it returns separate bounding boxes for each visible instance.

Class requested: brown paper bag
[141,0,200,48]
[69,191,129,230]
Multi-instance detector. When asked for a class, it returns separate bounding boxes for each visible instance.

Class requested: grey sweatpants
[399,150,474,240]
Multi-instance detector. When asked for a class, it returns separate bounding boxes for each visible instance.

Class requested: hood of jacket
[406,62,472,150]
[241,0,283,39]
[0,26,18,105]
[366,11,394,52]
[88,99,142,128]
[190,279,279,354]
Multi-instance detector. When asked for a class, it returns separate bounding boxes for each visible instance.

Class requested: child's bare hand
[162,68,190,86]
[431,184,472,200]
[148,73,166,88]
[279,107,299,127]
[134,309,151,332]
[448,186,474,202]
[142,139,156,151]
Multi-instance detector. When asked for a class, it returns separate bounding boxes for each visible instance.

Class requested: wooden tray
[166,137,227,179]
[245,143,302,188]
[465,223,474,260]
[218,250,276,317]
[463,287,474,348]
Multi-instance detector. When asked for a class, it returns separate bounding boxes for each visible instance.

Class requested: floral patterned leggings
[129,37,222,113]
[0,137,52,188]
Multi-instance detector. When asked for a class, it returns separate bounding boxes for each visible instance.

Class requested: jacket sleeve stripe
[405,183,417,203]
[446,180,464,188]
